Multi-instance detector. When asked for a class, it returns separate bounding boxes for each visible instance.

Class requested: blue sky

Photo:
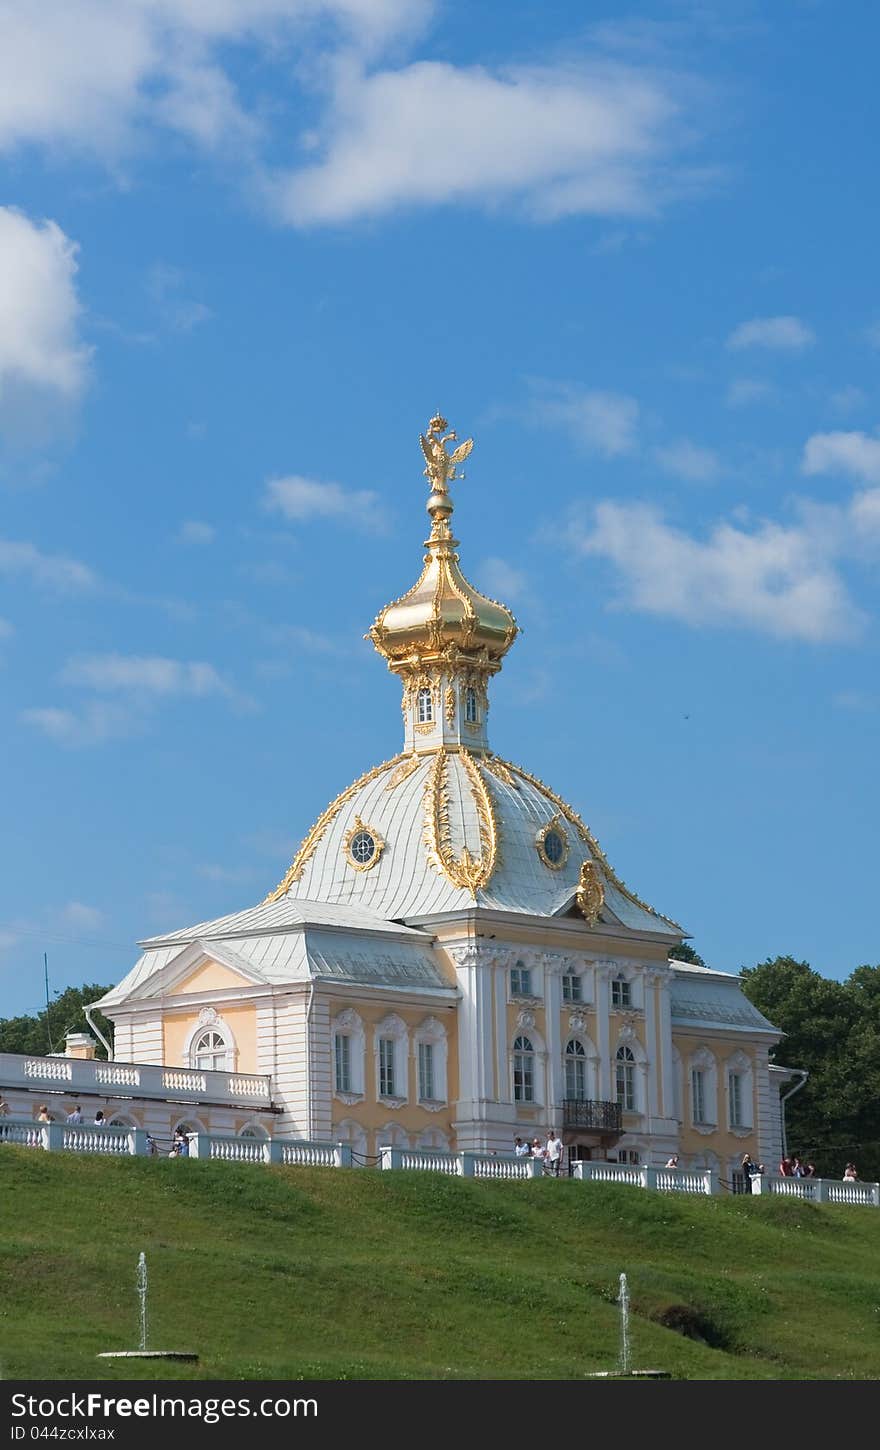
[1,0,879,1018]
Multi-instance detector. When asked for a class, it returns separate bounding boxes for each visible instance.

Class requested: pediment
[137,938,268,1000]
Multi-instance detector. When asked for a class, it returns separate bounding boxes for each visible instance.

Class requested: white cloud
[0,538,98,591]
[265,474,386,529]
[0,207,91,435]
[61,901,105,930]
[273,59,697,225]
[147,264,213,332]
[571,501,861,643]
[829,386,866,416]
[725,378,775,409]
[0,2,429,160]
[61,652,239,699]
[802,430,880,485]
[177,520,216,545]
[726,316,815,351]
[479,557,528,602]
[654,438,721,482]
[530,384,639,456]
[20,701,138,747]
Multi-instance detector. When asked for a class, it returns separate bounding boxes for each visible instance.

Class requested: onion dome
[368,415,518,666]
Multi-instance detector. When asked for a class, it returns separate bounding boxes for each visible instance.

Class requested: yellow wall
[162,1003,258,1075]
[673,1031,761,1163]
[168,960,248,995]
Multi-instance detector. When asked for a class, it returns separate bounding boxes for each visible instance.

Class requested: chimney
[65,1031,97,1060]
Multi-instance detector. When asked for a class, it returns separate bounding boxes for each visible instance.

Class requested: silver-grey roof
[669,961,779,1035]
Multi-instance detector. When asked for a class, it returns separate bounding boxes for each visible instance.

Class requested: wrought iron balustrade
[562,1098,622,1133]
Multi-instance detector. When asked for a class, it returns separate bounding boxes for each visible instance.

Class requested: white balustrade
[574,1162,642,1186]
[573,1162,715,1194]
[63,1125,132,1155]
[399,1149,459,1175]
[277,1140,352,1168]
[752,1174,880,1206]
[0,1050,272,1107]
[0,1119,46,1148]
[470,1153,538,1180]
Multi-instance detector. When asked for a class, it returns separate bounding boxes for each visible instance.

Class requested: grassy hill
[1,1148,878,1380]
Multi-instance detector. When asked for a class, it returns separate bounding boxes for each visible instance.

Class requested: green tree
[0,984,114,1059]
[740,956,880,1182]
[668,942,706,967]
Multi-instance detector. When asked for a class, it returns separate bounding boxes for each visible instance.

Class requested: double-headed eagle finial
[419,413,474,492]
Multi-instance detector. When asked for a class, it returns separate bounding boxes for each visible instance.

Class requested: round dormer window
[343,817,385,872]
[536,816,569,871]
[350,830,376,865]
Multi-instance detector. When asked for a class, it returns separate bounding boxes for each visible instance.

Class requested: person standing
[666,1154,680,1169]
[843,1163,859,1181]
[66,1105,83,1125]
[93,1110,106,1127]
[778,1155,792,1176]
[514,1136,529,1157]
[546,1128,564,1177]
[37,1105,51,1123]
[741,1152,759,1192]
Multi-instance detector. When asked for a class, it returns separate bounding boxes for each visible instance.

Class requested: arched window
[417,686,434,723]
[239,1123,269,1140]
[564,1039,587,1101]
[192,1029,229,1073]
[616,1045,636,1112]
[465,687,478,724]
[513,1035,535,1103]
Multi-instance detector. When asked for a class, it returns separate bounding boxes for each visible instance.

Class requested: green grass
[1,1149,878,1380]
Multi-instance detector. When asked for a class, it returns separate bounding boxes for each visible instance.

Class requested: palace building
[3,415,789,1179]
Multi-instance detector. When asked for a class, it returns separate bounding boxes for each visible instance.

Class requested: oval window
[350,830,376,865]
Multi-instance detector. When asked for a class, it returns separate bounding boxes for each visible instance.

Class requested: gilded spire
[419,413,474,536]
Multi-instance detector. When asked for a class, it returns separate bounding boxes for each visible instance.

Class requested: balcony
[0,1051,275,1111]
[562,1098,622,1134]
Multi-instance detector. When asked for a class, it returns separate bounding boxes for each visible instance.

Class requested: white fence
[573,1161,717,1195]
[3,1118,878,1204]
[379,1147,544,1178]
[0,1051,272,1108]
[751,1173,880,1207]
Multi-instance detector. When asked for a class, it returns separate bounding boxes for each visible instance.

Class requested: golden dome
[368,415,518,666]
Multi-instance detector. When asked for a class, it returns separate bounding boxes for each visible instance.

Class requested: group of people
[513,1131,565,1175]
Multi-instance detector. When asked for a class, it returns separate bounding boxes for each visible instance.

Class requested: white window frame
[616,1045,637,1112]
[611,976,632,1009]
[562,973,583,1003]
[513,1035,536,1103]
[335,1033,352,1095]
[332,1009,365,1102]
[564,1039,587,1100]
[374,1014,408,1106]
[189,1025,234,1073]
[417,686,434,723]
[725,1049,754,1133]
[414,1016,448,1106]
[688,1046,718,1132]
[465,686,479,724]
[510,963,532,997]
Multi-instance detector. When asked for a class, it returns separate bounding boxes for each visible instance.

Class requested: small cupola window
[465,686,478,724]
[417,686,434,724]
[344,816,385,872]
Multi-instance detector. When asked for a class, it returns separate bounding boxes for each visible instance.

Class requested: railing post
[268,1139,283,1165]
[527,1157,543,1178]
[750,1173,767,1195]
[130,1129,148,1157]
[870,1183,880,1207]
[815,1177,830,1204]
[458,1152,475,1177]
[572,1161,585,1181]
[334,1143,353,1169]
[45,1122,64,1153]
[642,1166,657,1191]
[380,1146,403,1171]
[188,1133,202,1159]
[707,1168,720,1196]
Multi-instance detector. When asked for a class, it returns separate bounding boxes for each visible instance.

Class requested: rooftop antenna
[44,952,55,1054]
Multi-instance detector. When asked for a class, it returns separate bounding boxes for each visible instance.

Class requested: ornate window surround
[413,1015,448,1109]
[374,1013,409,1109]
[688,1045,718,1134]
[182,1008,236,1072]
[725,1048,754,1136]
[332,1008,366,1105]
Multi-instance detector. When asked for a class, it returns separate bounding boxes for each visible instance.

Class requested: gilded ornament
[343,815,386,873]
[535,814,570,871]
[576,860,605,926]
[493,756,682,930]
[482,756,520,790]
[385,754,422,791]
[419,414,474,492]
[444,685,456,725]
[423,748,498,895]
[264,753,406,900]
